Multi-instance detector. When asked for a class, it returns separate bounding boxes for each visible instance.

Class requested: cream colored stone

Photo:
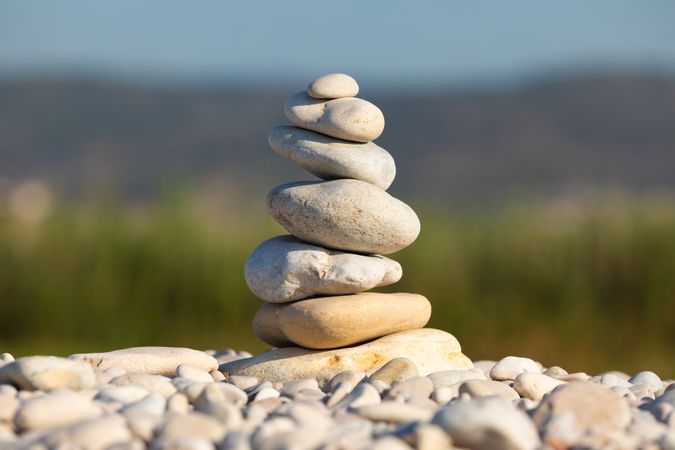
[15,390,97,431]
[284,92,384,142]
[70,347,218,375]
[43,414,132,450]
[111,373,177,398]
[252,292,431,349]
[513,372,566,401]
[267,180,420,254]
[268,126,395,189]
[245,235,401,303]
[220,328,472,388]
[0,356,96,391]
[307,73,359,99]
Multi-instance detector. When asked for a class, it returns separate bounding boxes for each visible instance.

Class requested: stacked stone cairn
[228,74,471,385]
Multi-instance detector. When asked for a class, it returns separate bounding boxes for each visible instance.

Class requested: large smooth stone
[245,235,401,303]
[70,347,218,375]
[284,92,384,142]
[219,328,472,388]
[268,126,395,189]
[267,180,420,255]
[252,292,431,349]
[0,356,96,391]
[307,73,359,99]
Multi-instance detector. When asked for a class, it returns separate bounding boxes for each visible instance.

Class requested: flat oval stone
[220,328,472,389]
[284,92,384,143]
[245,235,401,303]
[252,292,431,349]
[267,180,420,255]
[70,347,218,375]
[0,356,96,391]
[308,73,359,99]
[268,126,395,189]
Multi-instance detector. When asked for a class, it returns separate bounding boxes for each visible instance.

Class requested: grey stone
[369,358,419,385]
[427,368,486,389]
[630,371,663,390]
[459,379,520,400]
[71,347,218,375]
[355,401,433,423]
[253,292,430,349]
[512,372,566,401]
[111,373,177,398]
[307,73,359,99]
[269,126,395,189]
[267,179,420,254]
[332,383,381,410]
[489,356,541,381]
[433,396,540,450]
[385,376,433,401]
[245,235,401,303]
[284,91,384,143]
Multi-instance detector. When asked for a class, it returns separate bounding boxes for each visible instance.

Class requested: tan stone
[220,328,472,388]
[253,292,431,349]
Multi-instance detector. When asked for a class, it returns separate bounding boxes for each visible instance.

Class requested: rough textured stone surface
[433,396,541,450]
[284,91,384,142]
[245,235,401,303]
[220,329,472,388]
[268,126,395,189]
[252,292,431,349]
[0,356,96,391]
[70,347,218,375]
[307,73,359,99]
[267,180,420,254]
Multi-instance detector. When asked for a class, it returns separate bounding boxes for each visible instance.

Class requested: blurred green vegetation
[0,194,674,377]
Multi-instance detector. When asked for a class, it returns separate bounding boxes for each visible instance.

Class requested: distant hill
[1,73,674,205]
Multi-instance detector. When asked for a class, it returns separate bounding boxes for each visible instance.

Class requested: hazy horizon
[2,1,675,89]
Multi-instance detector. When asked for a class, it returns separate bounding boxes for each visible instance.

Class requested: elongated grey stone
[268,126,395,189]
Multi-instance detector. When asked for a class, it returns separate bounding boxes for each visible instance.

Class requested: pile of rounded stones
[0,349,673,449]
[239,74,471,383]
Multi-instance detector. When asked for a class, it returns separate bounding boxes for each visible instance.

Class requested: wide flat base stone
[219,328,472,388]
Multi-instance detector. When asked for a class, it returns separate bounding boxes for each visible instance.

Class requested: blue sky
[1,0,674,87]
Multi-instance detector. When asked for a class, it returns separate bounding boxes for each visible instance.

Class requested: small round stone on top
[308,73,359,99]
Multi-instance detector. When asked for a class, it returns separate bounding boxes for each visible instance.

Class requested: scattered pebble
[369,358,419,385]
[489,355,542,381]
[0,346,670,449]
[432,395,540,450]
